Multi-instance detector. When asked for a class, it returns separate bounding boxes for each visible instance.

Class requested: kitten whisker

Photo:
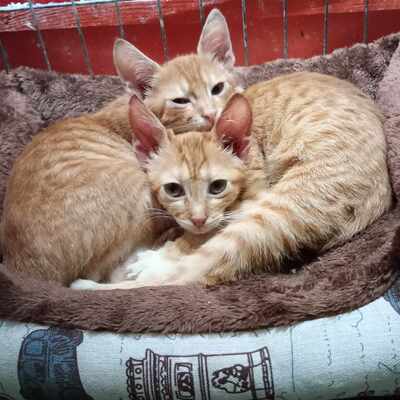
[146,208,172,217]
[142,214,175,225]
[223,210,245,224]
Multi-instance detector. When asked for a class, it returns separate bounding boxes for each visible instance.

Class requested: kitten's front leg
[164,254,237,286]
[122,235,206,286]
[71,227,246,290]
[161,207,274,286]
[202,265,237,285]
[115,244,208,287]
[109,238,182,284]
[70,278,145,290]
[125,246,180,284]
[71,244,185,290]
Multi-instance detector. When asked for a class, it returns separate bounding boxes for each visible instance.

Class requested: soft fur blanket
[0,34,400,334]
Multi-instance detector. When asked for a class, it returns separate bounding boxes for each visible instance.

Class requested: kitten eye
[172,98,190,105]
[209,179,227,195]
[164,182,185,198]
[211,82,224,96]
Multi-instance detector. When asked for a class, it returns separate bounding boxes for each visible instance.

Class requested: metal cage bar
[241,0,249,65]
[156,0,169,61]
[323,0,329,55]
[114,0,125,38]
[0,0,393,74]
[282,0,288,58]
[363,0,369,43]
[28,0,52,71]
[0,39,10,72]
[0,0,130,11]
[71,0,93,76]
[198,0,205,26]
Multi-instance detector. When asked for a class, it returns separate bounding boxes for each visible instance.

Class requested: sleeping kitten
[0,9,242,284]
[72,70,392,290]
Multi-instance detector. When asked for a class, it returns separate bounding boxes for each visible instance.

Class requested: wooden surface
[1,0,400,74]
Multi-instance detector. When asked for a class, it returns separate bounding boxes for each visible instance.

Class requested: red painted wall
[1,0,400,74]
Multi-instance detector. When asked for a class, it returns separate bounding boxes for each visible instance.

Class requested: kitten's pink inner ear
[113,39,160,98]
[215,94,252,157]
[197,9,235,68]
[129,95,165,159]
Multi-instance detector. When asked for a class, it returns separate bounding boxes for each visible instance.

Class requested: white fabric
[0,290,399,400]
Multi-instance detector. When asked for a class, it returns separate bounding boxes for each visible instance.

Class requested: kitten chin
[175,219,220,235]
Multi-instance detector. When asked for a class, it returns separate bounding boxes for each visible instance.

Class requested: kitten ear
[113,38,160,98]
[129,94,166,162]
[197,8,235,68]
[215,94,252,158]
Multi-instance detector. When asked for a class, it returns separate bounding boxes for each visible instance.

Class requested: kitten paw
[70,279,100,290]
[124,249,160,280]
[203,265,236,286]
[126,248,181,285]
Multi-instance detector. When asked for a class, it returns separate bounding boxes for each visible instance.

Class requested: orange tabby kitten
[0,9,242,284]
[72,71,392,290]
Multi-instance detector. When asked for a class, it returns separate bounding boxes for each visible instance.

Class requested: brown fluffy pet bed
[0,34,400,334]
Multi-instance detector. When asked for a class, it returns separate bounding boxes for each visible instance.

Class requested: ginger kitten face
[145,54,240,134]
[128,94,252,235]
[113,9,242,134]
[148,132,245,234]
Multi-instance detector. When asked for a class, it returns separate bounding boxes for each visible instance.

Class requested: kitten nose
[191,217,207,227]
[203,111,216,126]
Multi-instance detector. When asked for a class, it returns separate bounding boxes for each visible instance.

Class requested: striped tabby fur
[84,72,391,290]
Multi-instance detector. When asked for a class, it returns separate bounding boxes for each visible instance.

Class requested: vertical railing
[198,0,205,26]
[282,0,288,58]
[323,0,329,55]
[0,0,383,74]
[156,0,169,61]
[29,0,52,71]
[0,39,10,72]
[71,0,93,76]
[114,0,125,38]
[363,0,369,43]
[241,0,249,65]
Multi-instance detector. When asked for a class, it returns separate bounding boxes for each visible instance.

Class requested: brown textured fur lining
[0,34,400,334]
